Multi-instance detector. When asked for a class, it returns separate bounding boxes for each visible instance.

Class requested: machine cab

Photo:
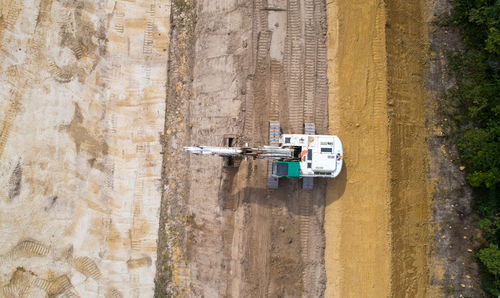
[277,134,343,178]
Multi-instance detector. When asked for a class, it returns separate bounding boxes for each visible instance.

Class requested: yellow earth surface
[325,0,430,296]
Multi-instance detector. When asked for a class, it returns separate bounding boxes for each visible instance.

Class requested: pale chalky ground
[0,1,170,296]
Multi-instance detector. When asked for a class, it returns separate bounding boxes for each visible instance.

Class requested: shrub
[445,0,500,295]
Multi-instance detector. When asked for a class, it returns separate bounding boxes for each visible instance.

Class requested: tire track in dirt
[313,0,329,135]
[0,0,23,42]
[385,0,430,296]
[269,61,282,121]
[325,1,391,297]
[0,239,49,267]
[299,191,313,293]
[1,0,168,296]
[241,0,328,297]
[0,89,22,160]
[324,0,431,296]
[286,0,304,134]
[238,2,274,297]
[157,0,329,296]
[0,239,123,297]
[303,0,316,124]
[0,62,27,161]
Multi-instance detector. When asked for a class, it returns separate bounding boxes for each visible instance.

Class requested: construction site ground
[0,0,479,297]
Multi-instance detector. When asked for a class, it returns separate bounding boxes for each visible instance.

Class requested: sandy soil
[0,1,170,296]
[325,1,391,296]
[325,0,431,297]
[386,1,431,296]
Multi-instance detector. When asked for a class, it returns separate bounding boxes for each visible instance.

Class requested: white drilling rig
[184,122,343,189]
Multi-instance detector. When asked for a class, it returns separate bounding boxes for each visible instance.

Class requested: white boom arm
[184,146,295,161]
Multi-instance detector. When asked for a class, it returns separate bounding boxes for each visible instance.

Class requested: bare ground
[156,0,455,297]
[155,0,329,296]
[426,0,481,296]
[325,0,436,296]
[0,0,475,297]
[0,0,170,296]
[324,1,392,296]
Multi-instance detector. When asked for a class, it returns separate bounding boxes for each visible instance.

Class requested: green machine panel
[276,162,301,178]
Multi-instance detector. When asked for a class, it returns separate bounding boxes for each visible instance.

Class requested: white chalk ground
[0,1,170,296]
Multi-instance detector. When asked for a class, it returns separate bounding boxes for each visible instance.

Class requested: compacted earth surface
[156,1,329,296]
[0,0,478,297]
[0,1,169,296]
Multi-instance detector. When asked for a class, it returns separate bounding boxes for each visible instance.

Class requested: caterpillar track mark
[72,256,102,281]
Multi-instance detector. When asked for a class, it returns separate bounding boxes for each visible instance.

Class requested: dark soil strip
[154,1,197,297]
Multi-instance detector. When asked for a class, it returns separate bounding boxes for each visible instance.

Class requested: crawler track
[286,0,304,134]
[269,61,282,121]
[242,0,329,296]
[154,0,330,296]
[303,0,317,124]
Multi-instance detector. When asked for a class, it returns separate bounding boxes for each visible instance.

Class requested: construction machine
[184,122,343,189]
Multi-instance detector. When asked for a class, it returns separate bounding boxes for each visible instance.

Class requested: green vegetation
[445,0,500,295]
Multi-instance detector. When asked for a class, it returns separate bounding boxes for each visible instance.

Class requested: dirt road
[325,1,391,296]
[325,0,430,297]
[156,0,330,296]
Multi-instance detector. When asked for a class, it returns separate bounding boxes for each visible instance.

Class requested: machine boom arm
[184,146,295,161]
